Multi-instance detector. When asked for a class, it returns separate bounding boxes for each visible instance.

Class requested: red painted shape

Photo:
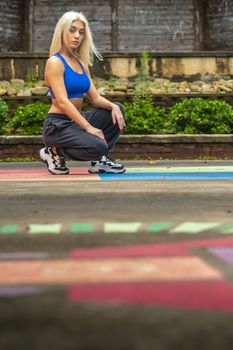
[70,244,188,258]
[68,280,233,311]
[70,237,233,259]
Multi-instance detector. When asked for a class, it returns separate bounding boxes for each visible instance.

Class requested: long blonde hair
[49,11,102,66]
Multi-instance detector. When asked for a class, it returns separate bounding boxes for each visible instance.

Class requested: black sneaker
[39,147,69,175]
[88,155,126,174]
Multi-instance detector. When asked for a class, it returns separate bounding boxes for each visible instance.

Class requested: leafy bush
[0,98,8,134]
[124,89,168,134]
[4,95,233,136]
[8,101,50,135]
[169,98,233,134]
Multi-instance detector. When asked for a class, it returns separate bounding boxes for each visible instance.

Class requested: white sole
[88,167,126,174]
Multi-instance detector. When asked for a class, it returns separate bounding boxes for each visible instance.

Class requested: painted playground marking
[170,222,221,234]
[0,167,98,181]
[208,248,233,266]
[28,224,62,234]
[99,171,233,181]
[0,256,222,284]
[1,166,233,181]
[68,236,233,310]
[0,286,46,297]
[1,237,233,311]
[0,221,233,235]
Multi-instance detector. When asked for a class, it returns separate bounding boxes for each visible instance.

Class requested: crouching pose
[40,11,126,175]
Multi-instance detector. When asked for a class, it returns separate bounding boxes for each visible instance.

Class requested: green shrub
[169,98,233,134]
[5,96,233,136]
[124,90,168,134]
[0,98,8,134]
[8,101,50,135]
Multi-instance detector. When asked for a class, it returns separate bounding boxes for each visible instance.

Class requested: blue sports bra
[49,52,91,99]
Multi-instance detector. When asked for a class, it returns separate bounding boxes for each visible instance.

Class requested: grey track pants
[42,102,125,161]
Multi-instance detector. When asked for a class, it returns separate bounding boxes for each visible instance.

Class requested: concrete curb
[1,134,233,159]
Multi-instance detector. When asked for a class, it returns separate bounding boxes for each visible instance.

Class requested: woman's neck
[60,47,77,59]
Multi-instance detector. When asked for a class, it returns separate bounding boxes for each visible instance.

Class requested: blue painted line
[100,172,233,181]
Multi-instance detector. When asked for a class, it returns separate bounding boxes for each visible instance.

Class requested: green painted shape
[170,222,221,234]
[28,223,61,234]
[0,224,18,234]
[104,222,141,233]
[216,224,233,234]
[71,223,93,233]
[127,166,233,173]
[146,222,171,233]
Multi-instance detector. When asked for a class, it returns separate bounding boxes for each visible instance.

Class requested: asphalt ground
[1,159,233,350]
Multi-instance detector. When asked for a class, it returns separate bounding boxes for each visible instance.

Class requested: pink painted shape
[70,237,233,259]
[0,167,89,175]
[0,172,100,182]
[68,280,233,311]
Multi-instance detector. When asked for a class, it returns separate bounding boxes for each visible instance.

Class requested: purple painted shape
[0,286,46,297]
[0,252,49,260]
[208,247,233,265]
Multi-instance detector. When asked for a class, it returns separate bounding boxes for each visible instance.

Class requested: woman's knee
[62,140,107,161]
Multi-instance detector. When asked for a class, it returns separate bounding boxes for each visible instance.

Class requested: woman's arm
[45,57,106,141]
[85,68,126,132]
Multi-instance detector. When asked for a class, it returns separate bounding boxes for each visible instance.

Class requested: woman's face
[65,20,85,51]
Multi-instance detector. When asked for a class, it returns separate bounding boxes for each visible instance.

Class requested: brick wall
[207,0,233,50]
[0,0,25,51]
[117,0,195,52]
[1,0,233,53]
[32,0,112,52]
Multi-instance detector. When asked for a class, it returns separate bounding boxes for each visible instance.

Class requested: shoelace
[101,155,116,165]
[53,153,66,168]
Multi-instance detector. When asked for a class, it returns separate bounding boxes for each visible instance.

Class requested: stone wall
[2,135,233,160]
[1,52,233,81]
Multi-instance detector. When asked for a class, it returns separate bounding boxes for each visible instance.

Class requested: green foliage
[124,92,233,135]
[25,74,38,87]
[124,51,169,134]
[169,98,233,134]
[0,98,8,134]
[0,157,36,162]
[8,101,50,135]
[3,95,233,136]
[124,91,168,134]
[137,51,150,82]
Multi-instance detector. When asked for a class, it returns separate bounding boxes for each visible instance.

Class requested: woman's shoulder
[47,53,61,64]
[45,54,64,75]
[46,54,64,68]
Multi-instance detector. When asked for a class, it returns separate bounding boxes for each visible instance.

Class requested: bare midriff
[48,97,83,114]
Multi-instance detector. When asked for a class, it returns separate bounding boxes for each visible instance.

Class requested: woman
[40,11,126,175]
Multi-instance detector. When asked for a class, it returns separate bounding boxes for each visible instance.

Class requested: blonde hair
[49,11,102,66]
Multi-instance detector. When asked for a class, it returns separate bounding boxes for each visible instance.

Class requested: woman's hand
[111,104,126,132]
[85,125,107,143]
